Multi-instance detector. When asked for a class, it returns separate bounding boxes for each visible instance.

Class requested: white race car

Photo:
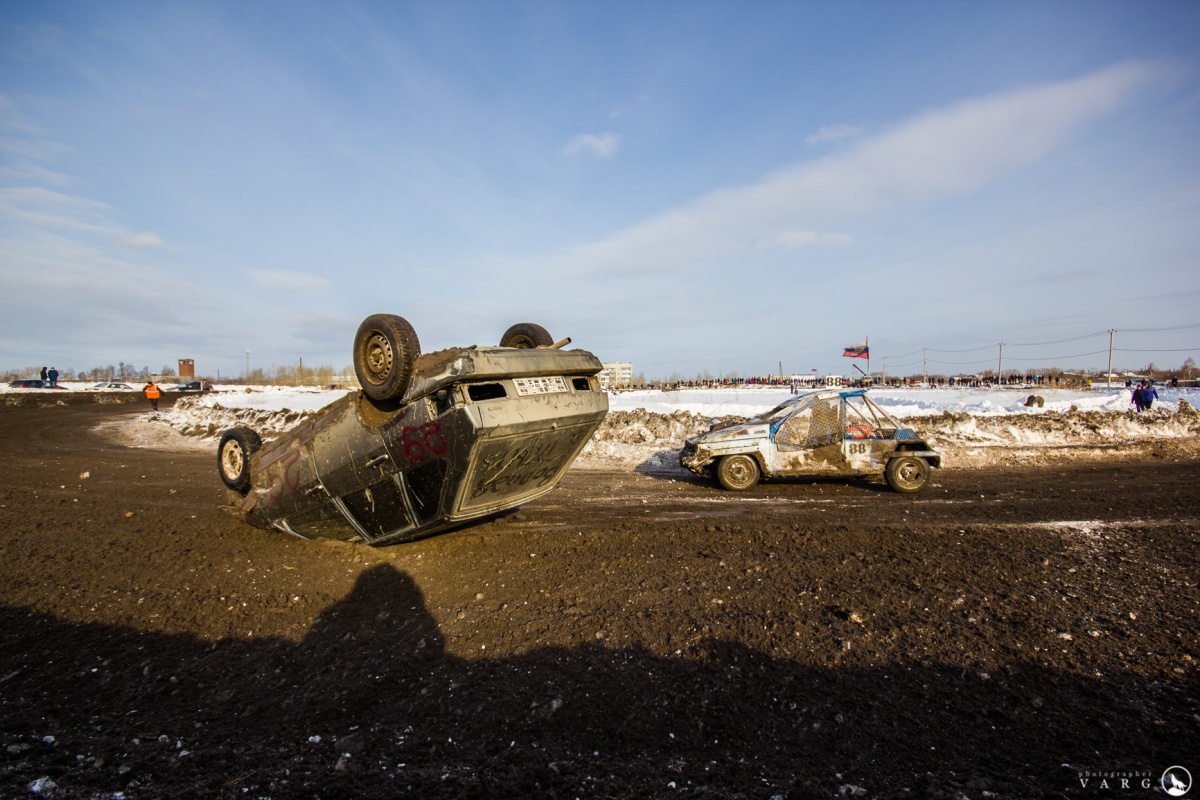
[681,388,941,493]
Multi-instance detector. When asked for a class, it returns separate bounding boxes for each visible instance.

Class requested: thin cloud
[0,186,118,236]
[251,269,332,294]
[757,230,853,250]
[805,124,862,145]
[118,232,165,248]
[559,61,1165,276]
[564,132,620,158]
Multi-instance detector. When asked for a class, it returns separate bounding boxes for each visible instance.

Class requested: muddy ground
[0,402,1197,799]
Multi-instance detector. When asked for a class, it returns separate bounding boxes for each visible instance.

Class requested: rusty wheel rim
[364,332,394,385]
[221,440,244,479]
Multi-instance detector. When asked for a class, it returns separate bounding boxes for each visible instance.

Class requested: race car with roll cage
[217,316,608,546]
[680,388,941,493]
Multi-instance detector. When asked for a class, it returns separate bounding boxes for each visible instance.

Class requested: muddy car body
[218,318,608,545]
[681,388,941,492]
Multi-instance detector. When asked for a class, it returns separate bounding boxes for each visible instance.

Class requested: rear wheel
[354,314,420,401]
[218,427,262,493]
[885,455,929,493]
[500,322,553,349]
[717,454,760,491]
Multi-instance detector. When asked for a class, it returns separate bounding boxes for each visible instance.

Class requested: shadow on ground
[1,565,1193,799]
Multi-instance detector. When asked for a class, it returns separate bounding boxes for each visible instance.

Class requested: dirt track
[1,403,1197,799]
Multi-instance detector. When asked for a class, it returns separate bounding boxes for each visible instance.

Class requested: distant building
[599,362,634,390]
[179,359,195,379]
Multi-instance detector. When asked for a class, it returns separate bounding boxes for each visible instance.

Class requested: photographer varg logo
[1078,766,1191,794]
[1162,766,1192,797]
[1078,769,1152,791]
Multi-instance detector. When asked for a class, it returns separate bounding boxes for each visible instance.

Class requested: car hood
[690,422,770,445]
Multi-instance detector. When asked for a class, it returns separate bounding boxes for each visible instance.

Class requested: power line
[1000,349,1110,363]
[1116,347,1200,353]
[926,344,998,354]
[1120,323,1200,333]
[879,329,1197,368]
[927,357,1001,366]
[1002,330,1109,347]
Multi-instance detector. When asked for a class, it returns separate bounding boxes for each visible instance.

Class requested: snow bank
[111,385,1200,472]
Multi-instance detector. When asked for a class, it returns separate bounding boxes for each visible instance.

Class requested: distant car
[7,379,67,389]
[85,382,136,391]
[681,388,941,493]
[217,315,609,546]
[170,381,213,393]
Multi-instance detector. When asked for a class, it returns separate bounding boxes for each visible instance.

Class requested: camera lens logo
[1162,766,1192,797]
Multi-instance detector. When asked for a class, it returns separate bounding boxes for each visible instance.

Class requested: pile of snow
[113,385,1200,471]
[164,388,350,440]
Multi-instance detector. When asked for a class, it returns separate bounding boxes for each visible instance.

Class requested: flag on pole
[842,340,869,359]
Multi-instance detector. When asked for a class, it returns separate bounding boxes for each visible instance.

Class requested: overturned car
[217,316,608,545]
[680,388,940,493]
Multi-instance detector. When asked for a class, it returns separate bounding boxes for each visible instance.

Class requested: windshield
[752,391,828,423]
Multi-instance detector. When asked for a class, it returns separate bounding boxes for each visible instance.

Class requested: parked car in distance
[85,382,136,391]
[169,381,213,392]
[217,316,609,546]
[8,379,66,389]
[681,388,941,493]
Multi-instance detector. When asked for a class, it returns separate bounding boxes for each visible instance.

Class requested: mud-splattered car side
[218,316,608,545]
[681,388,940,492]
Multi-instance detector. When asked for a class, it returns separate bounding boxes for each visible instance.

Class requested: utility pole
[997,342,1004,385]
[245,350,250,380]
[923,348,928,385]
[1107,330,1115,388]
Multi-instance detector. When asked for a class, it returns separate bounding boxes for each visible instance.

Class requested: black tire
[218,427,262,493]
[885,455,929,493]
[717,454,760,491]
[354,314,421,401]
[500,322,553,349]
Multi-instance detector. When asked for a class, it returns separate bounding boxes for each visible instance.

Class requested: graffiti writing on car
[267,449,305,501]
[400,421,448,462]
[469,437,563,499]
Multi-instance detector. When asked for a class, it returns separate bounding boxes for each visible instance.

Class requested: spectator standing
[1139,380,1158,412]
[40,366,47,384]
[47,367,58,388]
[144,380,161,412]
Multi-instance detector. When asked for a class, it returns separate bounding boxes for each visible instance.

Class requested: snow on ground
[94,384,1200,474]
[607,385,1183,417]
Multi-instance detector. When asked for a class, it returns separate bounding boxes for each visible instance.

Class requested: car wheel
[717,454,760,491]
[218,427,263,493]
[354,314,421,401]
[500,322,553,349]
[885,455,929,493]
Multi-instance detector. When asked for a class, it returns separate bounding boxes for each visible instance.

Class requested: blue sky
[2,1,1198,381]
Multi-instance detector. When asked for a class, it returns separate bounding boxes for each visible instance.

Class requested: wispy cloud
[564,132,620,158]
[756,230,853,250]
[250,269,333,294]
[0,187,119,236]
[118,232,165,248]
[558,62,1164,276]
[805,124,862,145]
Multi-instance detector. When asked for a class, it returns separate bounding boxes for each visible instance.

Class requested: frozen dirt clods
[107,390,1200,473]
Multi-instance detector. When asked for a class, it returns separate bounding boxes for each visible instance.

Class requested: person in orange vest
[144,380,161,411]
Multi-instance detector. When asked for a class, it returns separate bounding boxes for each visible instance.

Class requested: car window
[804,399,842,447]
[774,408,812,448]
[340,476,413,539]
[755,393,818,423]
